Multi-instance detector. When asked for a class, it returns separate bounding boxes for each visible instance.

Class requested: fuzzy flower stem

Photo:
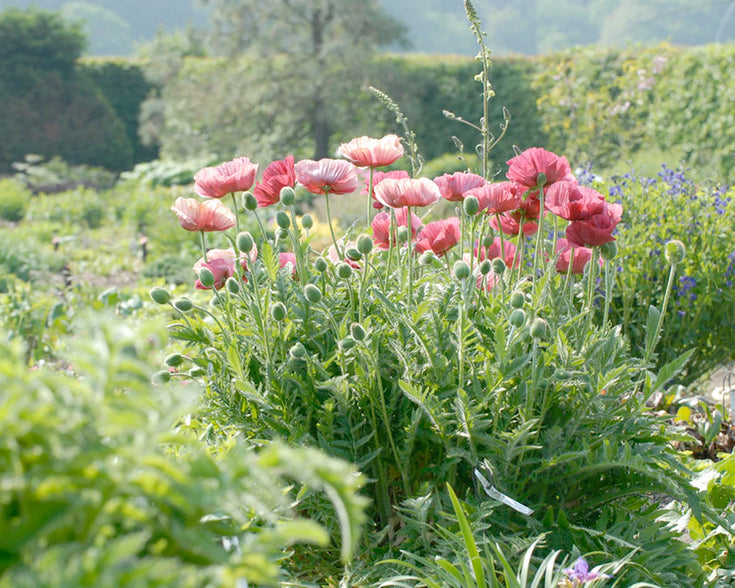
[366,168,374,227]
[644,260,678,364]
[406,206,414,304]
[231,192,240,234]
[324,190,342,260]
[531,182,546,287]
[199,230,208,263]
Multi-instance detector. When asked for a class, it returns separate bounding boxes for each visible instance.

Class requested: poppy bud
[600,241,618,261]
[664,240,686,264]
[346,248,362,262]
[236,231,254,253]
[152,370,171,384]
[340,336,356,351]
[314,257,328,273]
[530,317,548,339]
[276,211,291,229]
[226,277,240,294]
[304,284,322,303]
[280,186,296,206]
[463,195,479,216]
[356,234,373,255]
[244,193,258,211]
[492,258,506,275]
[198,267,215,288]
[189,366,206,377]
[478,259,492,275]
[419,251,437,266]
[509,308,526,327]
[173,297,193,312]
[149,286,170,305]
[536,173,547,187]
[397,226,409,244]
[510,291,525,308]
[289,342,306,359]
[350,322,366,341]
[276,228,289,240]
[453,260,471,280]
[270,301,287,322]
[482,234,494,248]
[337,262,353,279]
[302,214,314,229]
[165,353,184,367]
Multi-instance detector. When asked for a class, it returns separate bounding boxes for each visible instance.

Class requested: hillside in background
[1,0,734,56]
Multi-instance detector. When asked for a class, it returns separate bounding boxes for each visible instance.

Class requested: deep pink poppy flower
[253,155,296,207]
[338,134,404,168]
[194,157,258,199]
[565,202,623,248]
[489,211,538,237]
[555,238,602,274]
[414,217,460,257]
[434,172,486,202]
[545,181,605,221]
[294,158,359,195]
[172,197,236,232]
[506,147,574,190]
[279,251,297,276]
[475,236,519,268]
[371,208,423,249]
[374,177,441,209]
[466,181,523,214]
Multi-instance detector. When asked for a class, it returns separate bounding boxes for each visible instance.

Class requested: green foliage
[12,154,117,193]
[0,231,65,290]
[0,314,367,586]
[0,178,31,222]
[601,168,735,383]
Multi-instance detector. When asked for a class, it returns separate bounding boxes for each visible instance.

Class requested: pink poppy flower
[172,197,236,232]
[371,208,423,249]
[466,181,523,214]
[434,172,486,202]
[361,169,410,210]
[374,177,442,209]
[193,248,252,290]
[475,236,519,268]
[477,271,501,292]
[414,217,460,257]
[506,147,574,190]
[544,181,605,221]
[279,251,297,276]
[194,157,258,199]
[489,211,538,237]
[555,238,602,274]
[294,158,359,195]
[253,155,296,207]
[338,134,404,168]
[565,202,623,248]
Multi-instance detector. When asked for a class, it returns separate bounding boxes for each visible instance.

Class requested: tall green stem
[199,230,208,262]
[324,191,342,259]
[644,261,678,363]
[231,192,240,234]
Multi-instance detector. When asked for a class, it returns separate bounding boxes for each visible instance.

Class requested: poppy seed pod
[314,257,328,273]
[337,262,353,279]
[149,286,170,305]
[530,317,548,339]
[270,301,287,322]
[463,195,480,216]
[173,297,193,312]
[280,186,296,206]
[276,211,291,229]
[244,192,258,211]
[302,214,314,229]
[453,260,471,280]
[198,267,215,288]
[509,308,526,327]
[664,240,686,265]
[356,234,373,255]
[304,283,322,303]
[236,231,254,253]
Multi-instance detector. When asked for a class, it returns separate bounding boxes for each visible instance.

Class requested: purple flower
[563,557,610,585]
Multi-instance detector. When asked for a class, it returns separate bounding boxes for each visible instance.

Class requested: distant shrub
[12,154,117,194]
[0,178,31,222]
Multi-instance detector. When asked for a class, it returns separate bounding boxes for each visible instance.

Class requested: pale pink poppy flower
[489,211,538,237]
[506,147,574,190]
[294,158,359,195]
[475,236,519,268]
[466,181,523,214]
[361,169,410,209]
[278,251,297,276]
[172,197,236,232]
[544,181,605,221]
[565,202,623,248]
[338,134,404,168]
[374,177,441,209]
[371,208,423,249]
[434,171,486,202]
[414,217,460,257]
[193,248,255,290]
[194,157,258,199]
[555,238,602,274]
[253,155,296,207]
